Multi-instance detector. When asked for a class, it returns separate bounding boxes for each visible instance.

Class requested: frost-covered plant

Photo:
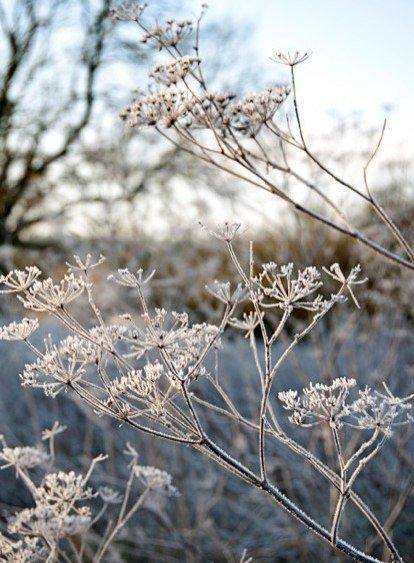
[0,424,176,562]
[279,378,413,546]
[1,223,411,562]
[112,2,414,274]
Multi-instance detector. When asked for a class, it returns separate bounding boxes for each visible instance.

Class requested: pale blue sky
[208,0,414,147]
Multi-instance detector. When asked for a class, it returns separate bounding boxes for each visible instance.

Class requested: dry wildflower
[0,443,49,472]
[0,318,39,340]
[135,465,178,496]
[110,2,147,22]
[230,86,291,135]
[121,89,191,129]
[18,274,85,312]
[8,504,92,539]
[201,221,243,242]
[255,263,323,311]
[350,387,413,436]
[108,364,164,412]
[272,51,312,66]
[205,280,248,305]
[109,266,155,288]
[0,266,41,293]
[0,234,411,562]
[278,378,357,428]
[140,19,193,47]
[66,253,106,273]
[36,471,95,504]
[41,422,67,442]
[127,308,218,380]
[323,263,367,308]
[184,92,235,130]
[98,486,123,504]
[279,378,413,437]
[150,55,200,85]
[20,336,87,397]
[0,534,46,562]
[230,311,263,338]
[0,430,173,561]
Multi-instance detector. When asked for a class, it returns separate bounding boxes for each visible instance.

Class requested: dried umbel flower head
[19,337,87,398]
[255,263,324,311]
[109,266,155,288]
[127,308,219,379]
[121,89,191,129]
[140,19,193,47]
[184,92,236,130]
[279,378,413,436]
[205,280,248,305]
[66,253,106,274]
[0,534,47,562]
[110,2,147,22]
[230,311,263,338]
[278,378,357,428]
[0,429,175,561]
[0,266,41,293]
[8,505,92,539]
[150,56,200,86]
[98,486,123,504]
[108,363,167,416]
[135,465,178,496]
[201,221,244,242]
[0,443,49,472]
[350,387,413,437]
[230,86,291,135]
[18,274,85,312]
[273,51,311,66]
[323,263,367,308]
[0,318,38,341]
[36,471,95,505]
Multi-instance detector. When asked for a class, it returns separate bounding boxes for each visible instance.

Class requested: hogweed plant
[111,2,414,273]
[1,224,413,562]
[0,424,177,562]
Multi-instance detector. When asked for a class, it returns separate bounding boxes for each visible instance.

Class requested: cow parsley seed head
[350,388,413,436]
[185,91,235,129]
[36,471,94,504]
[0,318,39,341]
[273,51,311,66]
[0,534,46,561]
[66,253,105,274]
[41,422,67,442]
[109,267,155,288]
[17,274,85,311]
[140,19,193,47]
[98,486,123,504]
[230,86,290,135]
[230,311,263,337]
[278,378,357,428]
[206,280,248,305]
[110,2,147,22]
[121,88,191,129]
[135,465,178,496]
[0,444,49,472]
[323,263,367,308]
[0,266,41,293]
[255,263,323,311]
[9,505,92,540]
[150,56,200,85]
[201,221,243,242]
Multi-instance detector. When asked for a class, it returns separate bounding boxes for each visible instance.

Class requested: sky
[207,0,414,150]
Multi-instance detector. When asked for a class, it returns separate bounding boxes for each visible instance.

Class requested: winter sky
[208,0,414,150]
